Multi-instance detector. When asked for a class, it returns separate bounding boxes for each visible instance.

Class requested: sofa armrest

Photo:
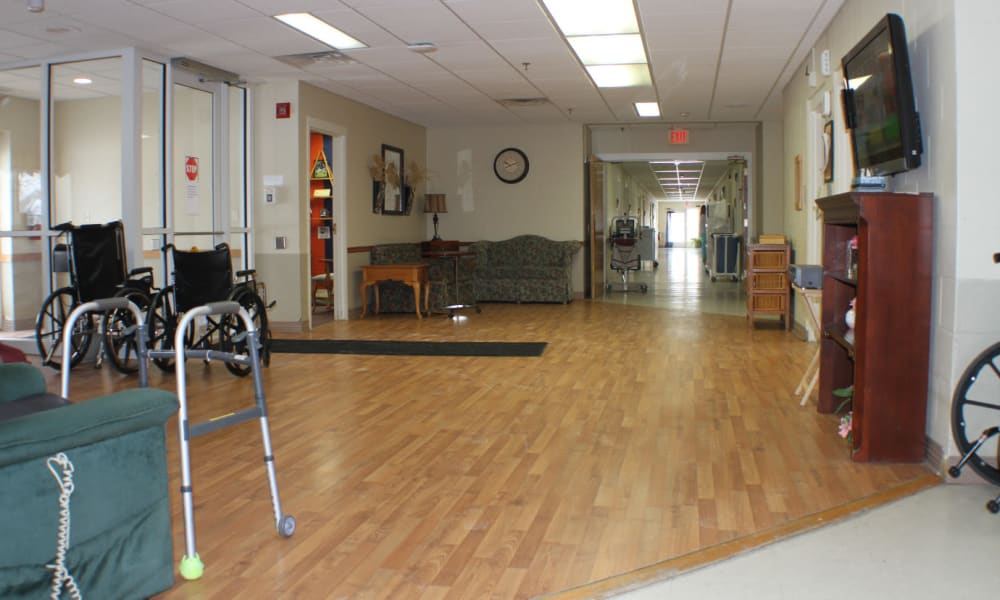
[0,363,46,404]
[0,388,178,468]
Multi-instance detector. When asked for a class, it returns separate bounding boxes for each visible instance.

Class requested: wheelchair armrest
[128,266,154,277]
[236,269,256,279]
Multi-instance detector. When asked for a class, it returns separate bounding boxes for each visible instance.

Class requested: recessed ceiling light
[586,64,650,88]
[274,13,367,50]
[73,77,92,85]
[568,34,645,65]
[540,0,638,35]
[635,102,660,117]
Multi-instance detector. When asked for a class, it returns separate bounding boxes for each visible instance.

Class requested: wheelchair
[949,252,1000,512]
[34,221,155,373]
[145,243,271,377]
[606,216,647,294]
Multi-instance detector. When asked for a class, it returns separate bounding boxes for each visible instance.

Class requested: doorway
[308,132,334,325]
[306,119,347,327]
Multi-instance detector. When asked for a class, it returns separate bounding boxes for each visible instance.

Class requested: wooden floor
[44,301,932,599]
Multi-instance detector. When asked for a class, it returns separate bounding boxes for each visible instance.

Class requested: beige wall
[252,81,427,326]
[781,0,973,462]
[426,123,586,292]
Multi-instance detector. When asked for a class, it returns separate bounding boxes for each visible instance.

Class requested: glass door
[169,69,249,275]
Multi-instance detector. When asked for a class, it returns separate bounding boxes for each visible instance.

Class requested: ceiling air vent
[497,97,550,108]
[274,51,356,69]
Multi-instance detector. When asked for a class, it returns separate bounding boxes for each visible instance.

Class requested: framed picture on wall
[822,120,834,183]
[794,154,803,211]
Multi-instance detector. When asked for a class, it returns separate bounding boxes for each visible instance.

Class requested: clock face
[494,147,529,184]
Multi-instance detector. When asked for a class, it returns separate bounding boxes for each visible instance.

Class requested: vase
[845,307,855,330]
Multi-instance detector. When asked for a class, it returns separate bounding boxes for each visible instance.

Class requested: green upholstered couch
[0,362,178,599]
[472,235,580,303]
[368,243,475,314]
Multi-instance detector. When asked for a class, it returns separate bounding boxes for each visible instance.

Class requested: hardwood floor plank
[31,300,935,599]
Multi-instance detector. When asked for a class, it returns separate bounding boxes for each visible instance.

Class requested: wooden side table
[360,263,429,319]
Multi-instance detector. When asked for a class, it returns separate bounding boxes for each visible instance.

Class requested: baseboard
[926,435,945,476]
[270,320,307,334]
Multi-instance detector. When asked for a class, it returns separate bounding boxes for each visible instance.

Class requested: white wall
[426,123,586,292]
[782,0,976,462]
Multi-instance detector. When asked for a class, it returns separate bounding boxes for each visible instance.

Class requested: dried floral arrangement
[368,154,400,187]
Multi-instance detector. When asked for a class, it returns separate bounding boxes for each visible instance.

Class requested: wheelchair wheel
[35,287,92,369]
[146,287,182,373]
[222,287,269,377]
[951,341,1000,486]
[102,288,151,374]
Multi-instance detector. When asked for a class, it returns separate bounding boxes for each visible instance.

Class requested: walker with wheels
[161,300,296,580]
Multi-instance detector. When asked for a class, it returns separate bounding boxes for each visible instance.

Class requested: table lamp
[424,194,447,241]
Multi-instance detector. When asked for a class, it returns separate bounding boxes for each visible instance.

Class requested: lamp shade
[424,193,447,214]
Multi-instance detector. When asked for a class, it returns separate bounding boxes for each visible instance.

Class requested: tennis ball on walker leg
[179,554,204,580]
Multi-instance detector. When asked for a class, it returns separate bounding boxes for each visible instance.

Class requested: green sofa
[472,235,580,303]
[0,362,178,599]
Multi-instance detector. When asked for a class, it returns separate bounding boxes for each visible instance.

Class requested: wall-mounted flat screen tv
[841,13,922,177]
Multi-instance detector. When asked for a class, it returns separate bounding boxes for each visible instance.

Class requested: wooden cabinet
[816,191,932,462]
[746,243,790,329]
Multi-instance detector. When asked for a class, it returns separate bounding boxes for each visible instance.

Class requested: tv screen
[841,13,922,177]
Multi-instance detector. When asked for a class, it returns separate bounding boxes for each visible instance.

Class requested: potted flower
[834,385,853,446]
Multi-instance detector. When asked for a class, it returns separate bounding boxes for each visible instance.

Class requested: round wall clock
[493,147,529,184]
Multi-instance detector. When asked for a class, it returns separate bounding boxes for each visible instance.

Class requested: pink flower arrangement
[838,412,853,441]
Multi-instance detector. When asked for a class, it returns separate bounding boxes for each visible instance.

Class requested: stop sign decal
[185,156,199,182]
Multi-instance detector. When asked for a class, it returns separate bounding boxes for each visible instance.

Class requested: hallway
[598,246,748,319]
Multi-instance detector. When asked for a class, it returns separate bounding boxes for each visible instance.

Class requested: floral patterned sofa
[368,243,475,314]
[472,235,579,303]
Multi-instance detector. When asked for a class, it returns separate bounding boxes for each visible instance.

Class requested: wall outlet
[275,236,287,250]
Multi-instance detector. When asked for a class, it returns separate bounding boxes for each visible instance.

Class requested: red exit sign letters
[669,129,689,144]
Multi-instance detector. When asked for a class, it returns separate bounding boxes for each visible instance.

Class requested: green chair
[0,362,178,599]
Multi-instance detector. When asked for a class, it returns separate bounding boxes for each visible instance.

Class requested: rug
[270,339,547,357]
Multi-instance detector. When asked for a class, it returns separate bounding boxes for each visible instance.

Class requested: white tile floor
[613,482,1000,599]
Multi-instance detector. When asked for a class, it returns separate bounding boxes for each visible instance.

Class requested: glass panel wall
[0,65,43,330]
[172,83,214,242]
[51,57,122,226]
[141,59,166,282]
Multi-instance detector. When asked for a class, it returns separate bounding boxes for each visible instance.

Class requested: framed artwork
[822,120,834,183]
[794,154,803,211]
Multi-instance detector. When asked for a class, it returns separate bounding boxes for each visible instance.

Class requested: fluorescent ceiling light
[635,102,660,117]
[568,34,645,65]
[274,13,366,50]
[586,64,651,88]
[73,77,92,85]
[541,0,638,35]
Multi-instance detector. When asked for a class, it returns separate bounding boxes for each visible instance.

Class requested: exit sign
[670,129,689,144]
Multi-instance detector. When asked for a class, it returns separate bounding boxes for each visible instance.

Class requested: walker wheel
[948,466,961,478]
[987,500,1000,514]
[279,514,297,538]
